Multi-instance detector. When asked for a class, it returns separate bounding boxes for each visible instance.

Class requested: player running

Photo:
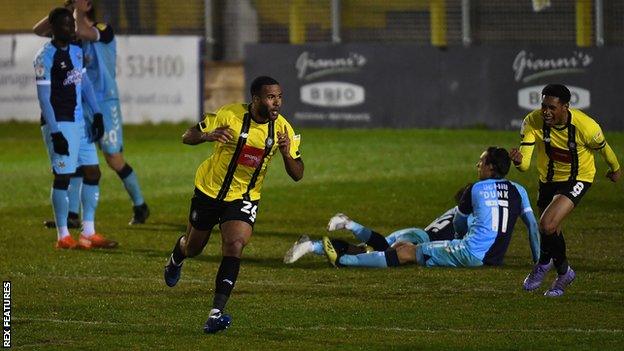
[510,84,620,297]
[163,76,304,334]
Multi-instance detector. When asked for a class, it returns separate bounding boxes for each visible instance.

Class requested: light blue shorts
[385,227,430,246]
[416,239,483,268]
[84,98,124,154]
[42,121,99,175]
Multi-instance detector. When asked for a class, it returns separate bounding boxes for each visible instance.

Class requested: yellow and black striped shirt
[194,103,301,202]
[516,108,619,183]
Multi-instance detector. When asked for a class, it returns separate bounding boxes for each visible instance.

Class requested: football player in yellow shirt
[163,76,304,333]
[510,84,620,297]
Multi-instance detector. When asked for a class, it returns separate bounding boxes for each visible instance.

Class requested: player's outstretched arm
[182,125,232,145]
[598,143,621,182]
[520,210,540,263]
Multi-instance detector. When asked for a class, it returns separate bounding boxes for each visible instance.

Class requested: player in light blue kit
[283,185,471,264]
[323,147,540,268]
[35,0,149,226]
[35,7,117,249]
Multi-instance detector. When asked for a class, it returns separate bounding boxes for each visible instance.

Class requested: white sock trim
[57,226,70,240]
[81,221,95,236]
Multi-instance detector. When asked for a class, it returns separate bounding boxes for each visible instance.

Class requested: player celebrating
[35,7,117,249]
[163,76,304,334]
[283,185,472,264]
[510,84,620,297]
[35,0,149,226]
[322,147,539,269]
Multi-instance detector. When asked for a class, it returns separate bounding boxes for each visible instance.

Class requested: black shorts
[537,180,592,212]
[188,188,260,231]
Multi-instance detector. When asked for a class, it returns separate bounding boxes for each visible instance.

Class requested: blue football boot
[203,312,232,334]
[164,255,182,287]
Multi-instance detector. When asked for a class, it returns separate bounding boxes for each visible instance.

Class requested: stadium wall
[0,34,201,124]
[245,44,624,130]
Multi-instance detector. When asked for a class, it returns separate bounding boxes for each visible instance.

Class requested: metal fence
[1,0,621,60]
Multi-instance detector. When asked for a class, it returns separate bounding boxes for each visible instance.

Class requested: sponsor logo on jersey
[549,146,572,163]
[63,68,83,86]
[237,145,264,168]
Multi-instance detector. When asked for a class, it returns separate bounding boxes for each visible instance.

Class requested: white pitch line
[15,274,624,297]
[13,318,623,334]
[283,325,624,334]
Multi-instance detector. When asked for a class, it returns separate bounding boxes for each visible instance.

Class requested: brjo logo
[300,81,365,107]
[517,85,590,110]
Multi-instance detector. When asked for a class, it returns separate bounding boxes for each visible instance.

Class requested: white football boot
[283,235,314,264]
[327,213,351,231]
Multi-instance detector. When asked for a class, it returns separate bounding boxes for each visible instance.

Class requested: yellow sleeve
[280,118,302,159]
[585,121,620,172]
[516,115,536,172]
[599,143,620,172]
[197,112,217,133]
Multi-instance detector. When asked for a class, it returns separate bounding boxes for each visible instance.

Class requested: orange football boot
[78,233,119,249]
[55,235,77,249]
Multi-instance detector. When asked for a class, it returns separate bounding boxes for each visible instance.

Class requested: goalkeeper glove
[51,132,69,156]
[91,113,104,142]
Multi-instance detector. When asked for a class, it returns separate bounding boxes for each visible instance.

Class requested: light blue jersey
[34,42,85,124]
[458,179,533,265]
[35,41,99,174]
[82,23,118,101]
[81,22,124,153]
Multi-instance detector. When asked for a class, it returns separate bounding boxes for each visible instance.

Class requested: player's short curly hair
[485,147,511,178]
[48,7,72,27]
[250,76,279,97]
[542,84,571,104]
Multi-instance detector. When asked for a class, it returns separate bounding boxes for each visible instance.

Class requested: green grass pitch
[1,122,623,350]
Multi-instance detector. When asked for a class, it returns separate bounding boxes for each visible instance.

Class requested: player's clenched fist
[509,148,523,166]
[606,168,621,182]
